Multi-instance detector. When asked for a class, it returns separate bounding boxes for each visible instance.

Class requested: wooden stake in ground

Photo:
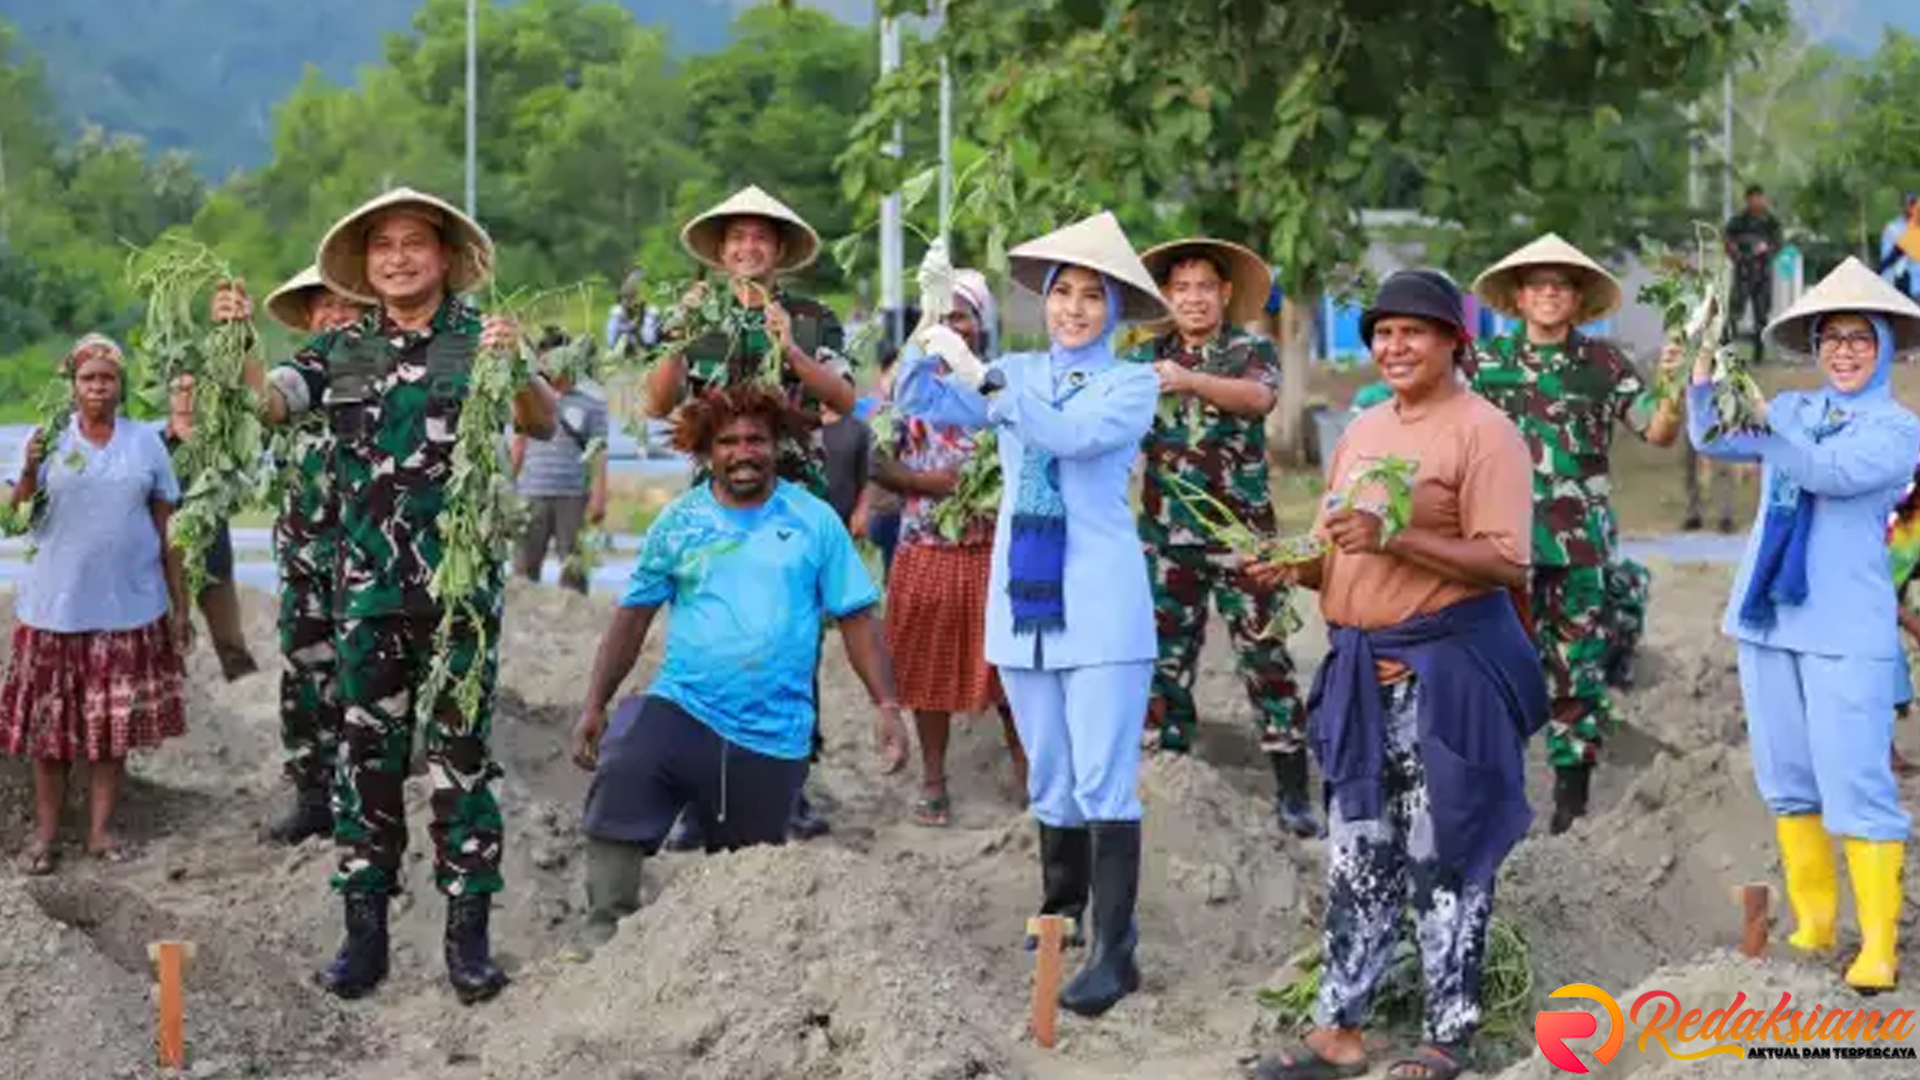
[1028,915,1072,1048]
[147,940,195,1069]
[1735,883,1771,958]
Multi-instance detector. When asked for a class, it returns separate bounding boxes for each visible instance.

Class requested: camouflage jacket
[681,287,844,499]
[273,412,335,586]
[1468,329,1659,567]
[1128,326,1280,549]
[279,295,497,619]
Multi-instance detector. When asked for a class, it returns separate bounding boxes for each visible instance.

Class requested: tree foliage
[849,0,1788,295]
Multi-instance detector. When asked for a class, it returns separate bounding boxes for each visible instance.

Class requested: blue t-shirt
[621,480,880,760]
[17,416,182,633]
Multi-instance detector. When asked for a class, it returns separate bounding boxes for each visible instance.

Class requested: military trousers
[331,610,504,898]
[1144,545,1303,755]
[279,576,339,792]
[1531,565,1615,768]
[1601,558,1651,669]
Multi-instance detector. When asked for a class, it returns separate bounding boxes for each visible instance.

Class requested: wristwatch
[978,368,1007,396]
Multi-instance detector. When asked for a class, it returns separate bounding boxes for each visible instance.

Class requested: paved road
[0,531,1749,600]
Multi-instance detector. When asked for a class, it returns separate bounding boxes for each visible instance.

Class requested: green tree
[846,0,1788,458]
[1790,30,1920,273]
[671,5,877,290]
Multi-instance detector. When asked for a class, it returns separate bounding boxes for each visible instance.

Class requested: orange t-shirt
[1316,388,1532,677]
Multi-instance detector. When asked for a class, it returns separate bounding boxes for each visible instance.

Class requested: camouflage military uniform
[279,297,505,898]
[1469,330,1661,767]
[682,288,844,500]
[1129,327,1302,754]
[276,411,340,795]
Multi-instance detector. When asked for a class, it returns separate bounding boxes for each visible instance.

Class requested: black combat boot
[788,787,831,840]
[1269,750,1325,839]
[445,894,510,1005]
[1550,763,1593,835]
[1023,823,1090,950]
[316,893,390,1000]
[265,783,332,845]
[1059,821,1142,1018]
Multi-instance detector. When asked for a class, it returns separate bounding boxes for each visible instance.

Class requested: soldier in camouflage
[1470,234,1684,832]
[218,188,558,1004]
[1129,238,1318,839]
[641,185,857,846]
[258,265,370,846]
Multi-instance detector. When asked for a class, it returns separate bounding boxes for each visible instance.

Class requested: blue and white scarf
[1007,267,1123,635]
[1739,312,1894,628]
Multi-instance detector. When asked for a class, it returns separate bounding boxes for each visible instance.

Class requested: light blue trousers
[1000,661,1152,827]
[1737,643,1911,841]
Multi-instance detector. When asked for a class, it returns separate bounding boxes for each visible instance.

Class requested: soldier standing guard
[1128,238,1318,838]
[1469,234,1683,833]
[259,265,371,844]
[642,185,857,845]
[218,187,558,1003]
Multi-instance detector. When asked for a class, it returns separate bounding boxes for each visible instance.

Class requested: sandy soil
[2,560,1917,1079]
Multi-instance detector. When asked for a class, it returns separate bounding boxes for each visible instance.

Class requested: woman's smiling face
[1046,265,1110,350]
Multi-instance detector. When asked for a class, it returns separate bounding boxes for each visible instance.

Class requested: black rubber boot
[1604,647,1638,691]
[265,783,332,845]
[1268,750,1325,840]
[1550,764,1593,835]
[789,788,830,841]
[316,893,390,1000]
[1023,823,1090,951]
[1059,821,1142,1018]
[445,894,510,1005]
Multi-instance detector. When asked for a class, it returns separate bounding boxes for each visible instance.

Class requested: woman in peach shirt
[1248,270,1546,1080]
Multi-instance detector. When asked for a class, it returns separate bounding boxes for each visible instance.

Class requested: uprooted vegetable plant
[127,236,269,595]
[0,376,77,552]
[1637,224,1765,440]
[421,293,541,731]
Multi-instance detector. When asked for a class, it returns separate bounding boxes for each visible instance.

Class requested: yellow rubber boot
[1843,839,1905,992]
[1776,815,1838,952]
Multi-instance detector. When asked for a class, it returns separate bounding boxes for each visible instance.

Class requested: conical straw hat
[680,185,821,274]
[1140,238,1273,327]
[1008,211,1170,323]
[1472,232,1623,324]
[265,265,372,332]
[317,187,493,300]
[1764,256,1920,357]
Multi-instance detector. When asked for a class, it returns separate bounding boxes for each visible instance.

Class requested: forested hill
[0,0,866,175]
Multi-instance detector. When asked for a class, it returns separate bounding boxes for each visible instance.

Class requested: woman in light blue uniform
[1689,256,1920,992]
[893,211,1166,1018]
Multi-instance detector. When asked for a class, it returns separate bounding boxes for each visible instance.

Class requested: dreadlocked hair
[672,384,808,459]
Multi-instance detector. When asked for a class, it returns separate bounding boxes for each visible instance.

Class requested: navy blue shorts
[582,695,807,853]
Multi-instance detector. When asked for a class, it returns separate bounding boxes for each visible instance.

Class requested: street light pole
[880,14,903,345]
[937,1,952,245]
[464,0,478,218]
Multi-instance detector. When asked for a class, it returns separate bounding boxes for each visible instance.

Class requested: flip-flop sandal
[87,840,142,864]
[19,845,57,876]
[913,792,952,827]
[1250,1042,1369,1080]
[1385,1043,1469,1080]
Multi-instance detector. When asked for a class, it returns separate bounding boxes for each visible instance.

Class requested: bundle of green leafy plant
[0,377,76,549]
[625,276,785,389]
[421,298,538,730]
[927,428,1002,542]
[1635,223,1764,440]
[1258,917,1534,1041]
[127,236,268,596]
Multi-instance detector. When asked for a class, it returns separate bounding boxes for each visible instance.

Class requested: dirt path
[2,561,1917,1079]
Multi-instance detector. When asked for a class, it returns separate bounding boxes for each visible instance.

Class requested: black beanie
[1361,269,1466,341]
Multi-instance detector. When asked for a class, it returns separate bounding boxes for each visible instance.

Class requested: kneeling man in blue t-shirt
[571,386,909,939]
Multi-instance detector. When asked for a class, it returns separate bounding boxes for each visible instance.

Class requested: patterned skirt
[0,618,187,761]
[885,542,1002,714]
